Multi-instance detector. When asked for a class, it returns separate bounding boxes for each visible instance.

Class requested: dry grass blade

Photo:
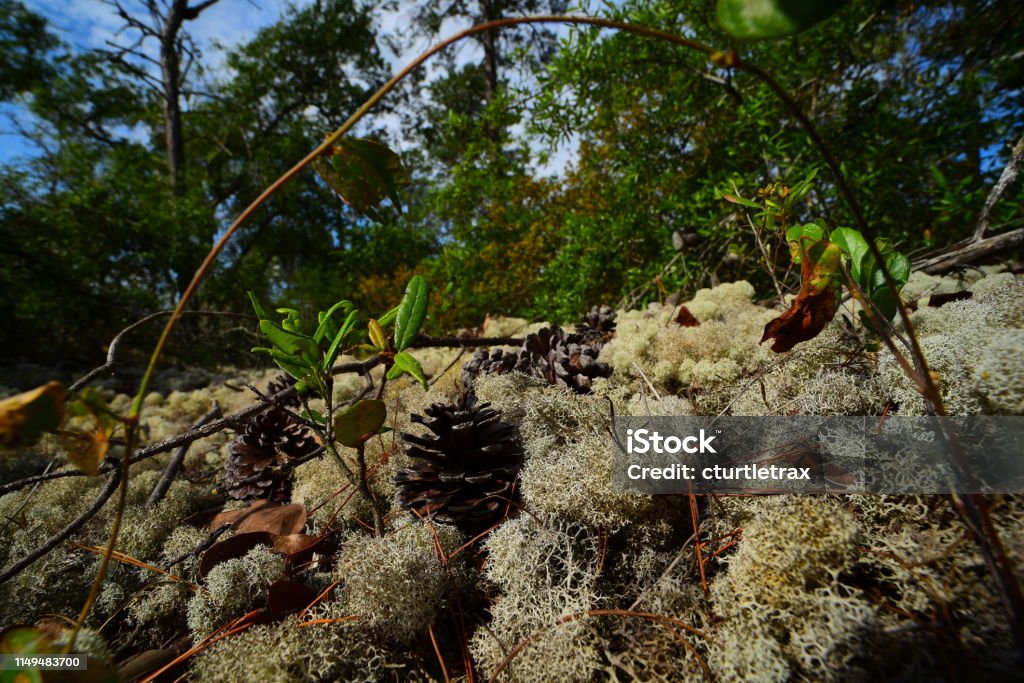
[428,624,451,683]
[69,541,200,592]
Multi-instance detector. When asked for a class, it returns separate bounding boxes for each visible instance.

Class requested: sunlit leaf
[323,309,361,372]
[247,291,274,321]
[718,0,849,39]
[333,399,387,448]
[313,300,353,344]
[387,351,428,390]
[276,308,304,333]
[829,226,869,282]
[259,320,319,362]
[0,381,64,449]
[720,192,760,209]
[394,275,429,351]
[377,305,400,328]
[786,223,825,264]
[367,319,388,351]
[65,428,109,476]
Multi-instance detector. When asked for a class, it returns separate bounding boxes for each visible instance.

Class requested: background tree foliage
[0,0,1020,366]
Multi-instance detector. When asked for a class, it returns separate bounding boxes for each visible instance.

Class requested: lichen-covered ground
[1,268,1022,681]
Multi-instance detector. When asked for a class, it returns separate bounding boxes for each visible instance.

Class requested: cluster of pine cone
[222,306,615,532]
[395,306,616,531]
[461,305,616,394]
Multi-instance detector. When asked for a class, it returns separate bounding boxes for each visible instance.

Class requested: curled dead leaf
[209,501,307,536]
[0,381,64,449]
[761,240,842,353]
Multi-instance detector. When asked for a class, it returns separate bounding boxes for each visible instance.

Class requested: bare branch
[974,132,1024,240]
[70,310,256,392]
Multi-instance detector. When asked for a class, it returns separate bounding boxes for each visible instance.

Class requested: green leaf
[259,320,320,362]
[829,227,870,283]
[247,291,274,321]
[718,0,849,39]
[870,287,899,322]
[314,300,354,344]
[394,275,429,351]
[302,409,327,425]
[786,223,825,264]
[887,251,911,288]
[276,308,304,333]
[323,309,361,372]
[313,137,409,222]
[720,192,760,209]
[377,305,400,328]
[333,399,387,448]
[387,351,428,390]
[269,349,314,384]
[0,381,64,449]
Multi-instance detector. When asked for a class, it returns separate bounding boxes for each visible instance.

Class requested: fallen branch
[913,226,1024,274]
[973,132,1024,241]
[411,334,523,348]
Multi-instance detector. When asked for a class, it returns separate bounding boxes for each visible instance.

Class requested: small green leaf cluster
[248,275,431,399]
[785,223,910,330]
[723,169,818,234]
[248,291,361,402]
[829,227,910,327]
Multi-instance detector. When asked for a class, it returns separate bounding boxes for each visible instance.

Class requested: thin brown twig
[69,310,256,392]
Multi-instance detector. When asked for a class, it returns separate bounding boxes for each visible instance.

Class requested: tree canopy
[1,0,1021,364]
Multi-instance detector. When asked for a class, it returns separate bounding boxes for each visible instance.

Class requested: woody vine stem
[65,13,1020,650]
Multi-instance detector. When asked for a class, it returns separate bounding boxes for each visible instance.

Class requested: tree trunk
[161,0,188,191]
[480,0,500,143]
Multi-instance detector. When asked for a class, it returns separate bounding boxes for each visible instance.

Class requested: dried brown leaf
[267,579,317,617]
[199,531,275,578]
[673,305,701,327]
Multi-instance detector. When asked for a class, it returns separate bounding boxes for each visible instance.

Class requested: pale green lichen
[878,273,1024,415]
[709,497,875,681]
[333,520,469,643]
[192,614,419,683]
[472,516,602,682]
[974,329,1024,414]
[187,545,284,638]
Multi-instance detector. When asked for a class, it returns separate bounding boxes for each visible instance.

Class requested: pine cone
[395,392,523,532]
[459,325,612,394]
[574,305,617,347]
[521,325,612,394]
[224,409,318,502]
[266,374,300,409]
